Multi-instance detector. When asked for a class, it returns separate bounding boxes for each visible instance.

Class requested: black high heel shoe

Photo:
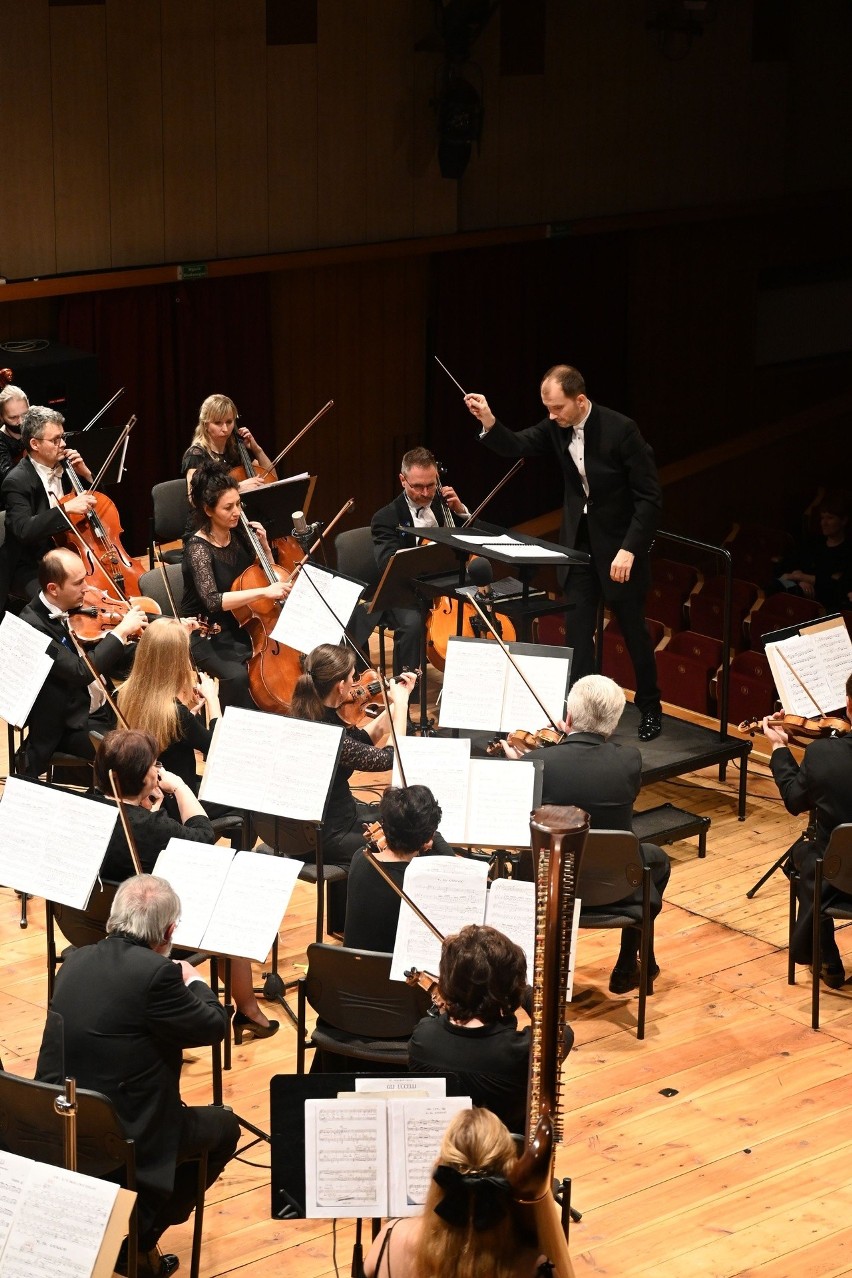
[233,1011,280,1044]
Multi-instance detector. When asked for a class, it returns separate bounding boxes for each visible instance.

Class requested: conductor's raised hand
[464,393,496,430]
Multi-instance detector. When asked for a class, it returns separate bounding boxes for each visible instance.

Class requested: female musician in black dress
[181,393,276,493]
[182,463,290,709]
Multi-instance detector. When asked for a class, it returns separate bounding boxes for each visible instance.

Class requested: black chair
[334,525,387,670]
[46,879,120,999]
[252,813,348,943]
[150,479,191,566]
[296,943,431,1073]
[137,563,185,617]
[0,1071,210,1278]
[576,830,654,1041]
[788,823,852,1030]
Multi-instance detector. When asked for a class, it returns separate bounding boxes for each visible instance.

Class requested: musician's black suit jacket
[18,596,125,775]
[481,403,661,586]
[36,934,228,1197]
[1,454,74,589]
[371,492,452,573]
[539,731,641,831]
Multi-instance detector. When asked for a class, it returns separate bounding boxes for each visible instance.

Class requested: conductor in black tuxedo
[466,365,664,741]
[765,671,852,988]
[18,548,146,778]
[0,404,96,611]
[366,446,469,675]
[36,874,240,1277]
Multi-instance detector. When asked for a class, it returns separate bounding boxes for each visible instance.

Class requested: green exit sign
[177,262,209,280]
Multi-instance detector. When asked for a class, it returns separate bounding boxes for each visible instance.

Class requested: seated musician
[93,728,279,1042]
[364,1107,552,1278]
[36,874,241,1278]
[503,674,670,995]
[343,783,447,952]
[0,381,29,481]
[182,462,291,709]
[1,405,96,607]
[17,548,146,778]
[358,447,469,675]
[182,393,276,494]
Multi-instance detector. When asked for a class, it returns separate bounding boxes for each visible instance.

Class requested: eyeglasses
[405,480,438,492]
[43,433,67,444]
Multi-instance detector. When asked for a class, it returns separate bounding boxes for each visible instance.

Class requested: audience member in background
[770,493,851,612]
[364,1107,551,1278]
[343,784,446,952]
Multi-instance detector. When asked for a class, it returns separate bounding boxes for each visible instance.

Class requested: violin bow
[79,388,125,434]
[88,415,136,492]
[286,498,355,587]
[464,591,564,736]
[461,458,525,528]
[254,400,334,481]
[775,648,826,716]
[66,634,129,729]
[362,846,444,943]
[107,768,144,876]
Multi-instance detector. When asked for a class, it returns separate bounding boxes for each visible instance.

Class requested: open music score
[152,839,302,963]
[439,636,571,733]
[303,1093,470,1219]
[0,779,117,910]
[270,562,363,653]
[0,612,54,728]
[393,734,542,848]
[765,615,852,716]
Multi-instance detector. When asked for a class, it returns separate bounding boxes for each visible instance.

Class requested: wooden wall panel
[213,0,269,258]
[363,0,416,243]
[457,14,502,230]
[161,0,217,262]
[412,44,458,238]
[0,1,56,280]
[316,1,368,247]
[267,45,319,251]
[50,7,110,274]
[105,0,165,266]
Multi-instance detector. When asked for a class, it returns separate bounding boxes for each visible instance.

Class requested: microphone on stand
[291,509,321,553]
[466,556,503,639]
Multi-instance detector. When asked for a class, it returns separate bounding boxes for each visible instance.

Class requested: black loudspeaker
[0,342,99,431]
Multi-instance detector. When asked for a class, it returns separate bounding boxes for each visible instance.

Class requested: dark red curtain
[58,274,273,554]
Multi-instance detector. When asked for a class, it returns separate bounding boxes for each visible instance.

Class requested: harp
[510,803,589,1278]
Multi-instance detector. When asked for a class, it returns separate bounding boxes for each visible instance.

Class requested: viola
[67,585,162,643]
[338,668,422,727]
[739,710,850,744]
[485,727,566,756]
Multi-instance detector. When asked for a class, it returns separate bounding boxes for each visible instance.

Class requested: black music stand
[369,541,459,733]
[66,425,128,487]
[241,475,317,543]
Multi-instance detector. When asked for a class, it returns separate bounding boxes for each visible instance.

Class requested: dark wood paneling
[162,0,217,262]
[214,0,269,257]
[316,1,368,246]
[268,44,319,251]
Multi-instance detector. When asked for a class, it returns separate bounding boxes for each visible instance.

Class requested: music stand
[369,541,459,733]
[241,475,317,542]
[66,425,128,487]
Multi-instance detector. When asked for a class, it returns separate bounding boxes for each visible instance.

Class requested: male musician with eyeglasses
[0,404,95,611]
[466,365,664,742]
[364,446,469,677]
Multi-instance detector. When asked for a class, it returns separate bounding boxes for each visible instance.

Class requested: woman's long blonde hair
[415,1109,538,1278]
[116,620,197,751]
[190,393,239,462]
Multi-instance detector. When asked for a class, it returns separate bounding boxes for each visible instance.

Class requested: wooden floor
[2,730,852,1276]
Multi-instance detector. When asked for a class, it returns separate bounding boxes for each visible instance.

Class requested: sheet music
[388,1097,472,1216]
[502,647,571,731]
[0,1153,27,1257]
[485,541,566,559]
[354,1077,447,1098]
[465,758,537,848]
[0,779,117,909]
[484,878,536,977]
[0,1158,119,1278]
[304,1099,387,1218]
[201,851,301,962]
[766,624,852,716]
[390,856,489,982]
[0,612,54,728]
[199,707,342,821]
[438,637,508,730]
[393,737,472,843]
[152,841,235,949]
[270,564,362,652]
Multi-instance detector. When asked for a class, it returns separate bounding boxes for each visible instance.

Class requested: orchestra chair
[725,522,793,584]
[45,879,121,1000]
[687,575,760,650]
[137,564,185,617]
[576,830,654,1041]
[747,592,824,649]
[252,813,348,943]
[296,943,432,1073]
[788,823,852,1031]
[601,616,666,690]
[721,651,778,728]
[150,479,191,566]
[334,525,388,671]
[655,647,715,716]
[646,558,700,632]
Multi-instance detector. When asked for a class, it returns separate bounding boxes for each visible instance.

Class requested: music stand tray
[241,475,317,541]
[369,541,460,616]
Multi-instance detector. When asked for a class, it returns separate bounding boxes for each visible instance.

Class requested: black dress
[95,794,216,881]
[182,528,255,709]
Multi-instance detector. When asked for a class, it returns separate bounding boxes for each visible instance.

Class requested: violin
[485,726,566,756]
[338,668,422,727]
[739,710,850,745]
[67,585,162,644]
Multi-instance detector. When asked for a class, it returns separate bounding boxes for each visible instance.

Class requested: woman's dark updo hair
[189,458,240,530]
[94,728,158,798]
[439,925,527,1024]
[289,643,356,722]
[379,785,442,854]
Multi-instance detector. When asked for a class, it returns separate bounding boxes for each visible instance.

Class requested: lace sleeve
[340,729,394,773]
[185,538,224,614]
